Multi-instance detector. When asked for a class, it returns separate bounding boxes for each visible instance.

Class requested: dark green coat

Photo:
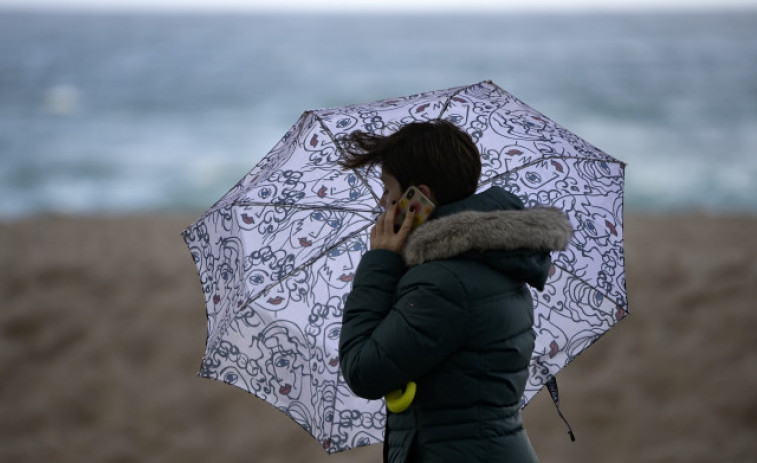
[339,187,573,463]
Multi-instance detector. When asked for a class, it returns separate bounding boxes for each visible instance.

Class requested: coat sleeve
[339,253,467,400]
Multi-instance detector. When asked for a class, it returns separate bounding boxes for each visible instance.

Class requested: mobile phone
[395,186,436,230]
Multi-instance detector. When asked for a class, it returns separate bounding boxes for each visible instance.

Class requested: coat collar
[402,188,573,267]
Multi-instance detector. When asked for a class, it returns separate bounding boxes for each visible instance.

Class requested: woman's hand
[370,202,416,253]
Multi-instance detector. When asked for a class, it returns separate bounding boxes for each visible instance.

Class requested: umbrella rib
[551,262,627,312]
[232,200,379,215]
[436,84,469,120]
[478,155,626,189]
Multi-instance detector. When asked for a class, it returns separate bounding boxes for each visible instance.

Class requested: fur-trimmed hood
[402,187,573,289]
[404,206,573,266]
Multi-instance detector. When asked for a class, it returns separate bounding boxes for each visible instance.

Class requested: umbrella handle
[385,381,417,413]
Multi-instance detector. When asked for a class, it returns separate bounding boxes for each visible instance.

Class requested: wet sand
[1,212,756,462]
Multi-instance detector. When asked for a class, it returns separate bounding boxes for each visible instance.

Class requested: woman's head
[339,120,481,206]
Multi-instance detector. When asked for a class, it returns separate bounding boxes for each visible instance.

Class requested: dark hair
[338,120,481,206]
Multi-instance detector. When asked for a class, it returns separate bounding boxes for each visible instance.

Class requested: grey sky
[2,0,757,11]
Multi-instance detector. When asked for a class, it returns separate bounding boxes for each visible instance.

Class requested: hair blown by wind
[337,120,482,206]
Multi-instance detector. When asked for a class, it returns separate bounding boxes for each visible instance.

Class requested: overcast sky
[3,0,757,12]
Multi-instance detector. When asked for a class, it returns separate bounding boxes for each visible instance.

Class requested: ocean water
[1,9,756,217]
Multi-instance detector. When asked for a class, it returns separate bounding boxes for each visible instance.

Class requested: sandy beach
[1,211,756,462]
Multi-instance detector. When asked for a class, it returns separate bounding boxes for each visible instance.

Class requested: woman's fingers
[370,201,415,253]
[396,206,416,238]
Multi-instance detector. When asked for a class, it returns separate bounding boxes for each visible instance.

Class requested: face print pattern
[446,82,627,408]
[182,80,627,453]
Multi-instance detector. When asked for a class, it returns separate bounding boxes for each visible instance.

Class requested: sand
[1,212,756,462]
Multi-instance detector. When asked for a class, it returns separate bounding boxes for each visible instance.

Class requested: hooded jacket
[339,187,573,463]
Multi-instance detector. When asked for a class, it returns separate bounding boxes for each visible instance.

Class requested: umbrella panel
[488,157,626,308]
[196,224,382,452]
[525,263,627,403]
[185,204,376,359]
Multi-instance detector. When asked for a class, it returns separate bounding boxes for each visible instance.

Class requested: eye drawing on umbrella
[182,80,628,459]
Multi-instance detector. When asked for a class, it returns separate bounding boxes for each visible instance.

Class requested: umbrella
[182,80,627,453]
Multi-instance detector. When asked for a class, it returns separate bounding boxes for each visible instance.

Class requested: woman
[338,120,573,463]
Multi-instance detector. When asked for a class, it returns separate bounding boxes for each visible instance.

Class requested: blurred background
[1,0,756,218]
[2,1,757,463]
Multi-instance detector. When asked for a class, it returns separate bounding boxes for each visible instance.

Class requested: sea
[1,9,756,217]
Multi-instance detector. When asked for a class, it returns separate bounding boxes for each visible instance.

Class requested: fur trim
[403,207,573,267]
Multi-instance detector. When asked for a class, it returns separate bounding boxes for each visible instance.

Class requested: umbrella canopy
[182,80,627,453]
